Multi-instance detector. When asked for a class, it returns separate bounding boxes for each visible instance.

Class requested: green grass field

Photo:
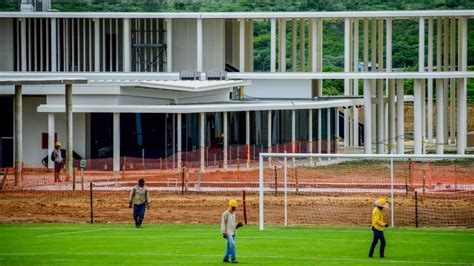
[0,224,472,265]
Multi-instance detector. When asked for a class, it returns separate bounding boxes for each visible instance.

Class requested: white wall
[203,19,225,71]
[0,19,14,71]
[244,79,312,99]
[172,19,197,71]
[22,97,86,166]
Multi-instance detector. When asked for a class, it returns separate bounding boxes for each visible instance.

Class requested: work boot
[223,258,229,263]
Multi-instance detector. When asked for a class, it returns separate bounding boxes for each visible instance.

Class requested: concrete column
[245,111,250,168]
[311,19,318,72]
[51,18,57,72]
[353,19,359,147]
[94,19,100,72]
[177,113,182,168]
[172,114,175,168]
[376,80,384,154]
[47,113,55,169]
[14,85,22,186]
[200,112,205,171]
[291,110,296,154]
[270,18,276,72]
[166,18,172,72]
[223,112,228,169]
[267,110,272,152]
[279,19,286,72]
[414,80,423,154]
[427,18,434,142]
[327,109,331,153]
[197,18,203,73]
[65,84,73,181]
[388,80,395,154]
[239,19,245,72]
[20,19,26,71]
[292,19,297,72]
[371,19,377,146]
[457,78,466,154]
[300,19,305,71]
[123,18,131,72]
[246,20,254,72]
[113,112,120,172]
[443,18,449,144]
[308,109,313,153]
[396,79,405,154]
[343,18,351,148]
[449,18,455,144]
[363,80,372,154]
[436,79,444,154]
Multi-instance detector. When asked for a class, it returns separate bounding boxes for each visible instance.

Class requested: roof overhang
[37,98,364,114]
[136,80,251,92]
[0,77,87,85]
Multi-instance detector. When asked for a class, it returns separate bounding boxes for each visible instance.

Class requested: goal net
[258,153,474,230]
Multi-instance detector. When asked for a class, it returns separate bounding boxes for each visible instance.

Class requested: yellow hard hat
[375,198,389,208]
[55,141,61,146]
[228,199,238,207]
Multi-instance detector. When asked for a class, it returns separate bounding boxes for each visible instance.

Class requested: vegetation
[1,0,473,97]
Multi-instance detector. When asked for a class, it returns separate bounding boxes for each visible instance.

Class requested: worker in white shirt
[221,199,243,263]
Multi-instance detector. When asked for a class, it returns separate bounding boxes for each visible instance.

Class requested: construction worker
[128,178,149,228]
[369,198,389,258]
[221,199,243,263]
[50,141,64,182]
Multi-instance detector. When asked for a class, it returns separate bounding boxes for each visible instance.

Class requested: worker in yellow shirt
[369,198,389,258]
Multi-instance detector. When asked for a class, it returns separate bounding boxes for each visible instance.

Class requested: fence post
[181,166,185,194]
[284,151,288,227]
[390,158,394,228]
[295,168,298,193]
[81,167,84,191]
[90,182,94,224]
[415,191,418,228]
[72,167,76,191]
[242,190,247,225]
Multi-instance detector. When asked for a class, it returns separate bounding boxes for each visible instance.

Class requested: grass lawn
[0,224,472,265]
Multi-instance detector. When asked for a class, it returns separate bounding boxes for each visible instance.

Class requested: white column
[291,110,296,154]
[14,85,22,186]
[311,19,318,72]
[94,19,100,72]
[223,112,228,169]
[200,112,205,171]
[270,18,276,72]
[267,110,272,152]
[386,18,395,154]
[113,112,120,172]
[279,19,286,72]
[20,19,27,71]
[197,18,203,73]
[427,18,434,142]
[327,109,331,153]
[245,111,250,168]
[65,84,73,181]
[396,79,405,154]
[364,79,372,154]
[292,19,297,72]
[172,114,175,168]
[457,78,466,154]
[239,19,245,72]
[166,18,172,72]
[300,19,305,71]
[51,18,57,72]
[344,18,350,148]
[443,18,449,144]
[123,18,131,72]
[376,80,384,154]
[177,113,182,168]
[308,109,313,153]
[449,18,455,144]
[47,113,55,169]
[414,79,423,154]
[317,109,322,154]
[436,79,444,154]
[353,19,359,147]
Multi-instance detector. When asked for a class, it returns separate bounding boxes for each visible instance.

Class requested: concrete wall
[172,19,197,71]
[22,97,86,166]
[245,79,311,99]
[0,19,14,71]
[203,19,225,71]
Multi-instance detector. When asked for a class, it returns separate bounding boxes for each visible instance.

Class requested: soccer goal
[258,153,474,230]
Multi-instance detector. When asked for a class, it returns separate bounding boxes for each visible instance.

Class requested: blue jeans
[224,235,236,260]
[369,227,386,257]
[133,203,146,226]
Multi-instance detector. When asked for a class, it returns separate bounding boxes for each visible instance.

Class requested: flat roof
[0,77,88,86]
[138,80,251,92]
[37,98,364,113]
[0,10,473,19]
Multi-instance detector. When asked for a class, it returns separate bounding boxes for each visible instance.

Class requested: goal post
[258,153,474,230]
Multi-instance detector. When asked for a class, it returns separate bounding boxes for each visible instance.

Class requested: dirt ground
[0,191,471,228]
